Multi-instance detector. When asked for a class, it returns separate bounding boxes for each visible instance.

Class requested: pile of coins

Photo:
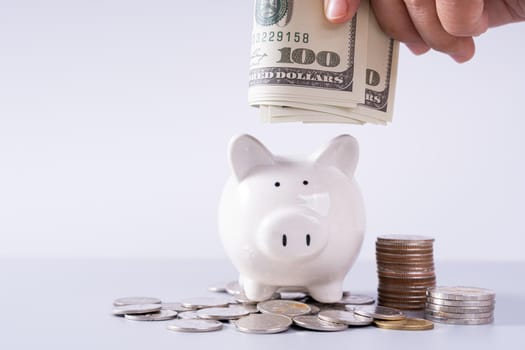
[425,286,496,325]
[111,282,434,333]
[376,234,436,310]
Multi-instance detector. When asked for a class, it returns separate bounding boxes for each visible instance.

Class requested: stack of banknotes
[249,0,399,125]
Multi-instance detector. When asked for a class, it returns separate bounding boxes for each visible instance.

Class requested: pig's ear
[312,135,359,177]
[229,134,275,182]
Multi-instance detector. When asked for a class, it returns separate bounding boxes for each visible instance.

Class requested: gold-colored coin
[374,318,434,331]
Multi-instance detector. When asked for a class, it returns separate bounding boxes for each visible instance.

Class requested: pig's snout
[257,208,328,261]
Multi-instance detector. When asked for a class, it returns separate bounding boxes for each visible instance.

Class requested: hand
[323,0,525,62]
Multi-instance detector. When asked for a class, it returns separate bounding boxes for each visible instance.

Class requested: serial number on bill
[253,31,310,44]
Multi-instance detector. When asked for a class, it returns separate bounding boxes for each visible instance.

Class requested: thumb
[324,0,361,23]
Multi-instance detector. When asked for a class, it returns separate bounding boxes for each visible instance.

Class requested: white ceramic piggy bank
[218,134,365,303]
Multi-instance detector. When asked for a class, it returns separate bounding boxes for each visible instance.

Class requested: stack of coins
[376,234,436,310]
[425,286,496,325]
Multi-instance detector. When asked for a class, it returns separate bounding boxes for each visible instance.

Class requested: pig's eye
[303,180,309,185]
[274,182,281,187]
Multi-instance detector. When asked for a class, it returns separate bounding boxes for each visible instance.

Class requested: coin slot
[306,234,311,246]
[282,234,287,247]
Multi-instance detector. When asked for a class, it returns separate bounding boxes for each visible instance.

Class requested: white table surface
[2,258,524,349]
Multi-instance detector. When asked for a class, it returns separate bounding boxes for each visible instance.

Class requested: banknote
[249,0,399,125]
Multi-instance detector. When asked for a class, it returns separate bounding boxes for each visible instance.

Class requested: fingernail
[325,0,348,21]
[406,42,430,55]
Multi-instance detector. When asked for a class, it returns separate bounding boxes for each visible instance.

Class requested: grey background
[1,259,524,349]
[1,0,525,261]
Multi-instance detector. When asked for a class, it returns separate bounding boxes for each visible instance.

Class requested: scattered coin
[234,291,259,305]
[124,310,178,321]
[225,281,242,295]
[309,301,347,312]
[318,310,373,326]
[177,311,201,320]
[337,294,375,305]
[233,313,292,334]
[354,305,406,321]
[307,304,321,315]
[236,304,259,313]
[196,306,250,320]
[113,297,161,307]
[112,304,162,316]
[208,283,228,293]
[161,302,197,312]
[374,318,434,331]
[167,319,223,333]
[234,291,279,304]
[279,292,308,300]
[292,315,348,332]
[180,297,231,309]
[258,300,311,317]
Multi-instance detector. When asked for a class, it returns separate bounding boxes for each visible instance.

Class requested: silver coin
[258,300,311,317]
[234,291,279,304]
[354,305,406,321]
[113,304,162,316]
[277,286,308,293]
[426,297,495,307]
[234,313,292,334]
[180,297,231,309]
[314,302,347,311]
[113,297,161,307]
[337,294,375,305]
[197,306,250,320]
[427,286,496,301]
[167,319,223,332]
[426,303,495,314]
[236,304,259,313]
[292,315,348,332]
[208,282,228,293]
[226,281,242,295]
[279,292,308,300]
[425,310,494,319]
[161,302,197,312]
[345,304,357,312]
[177,311,201,319]
[425,314,494,325]
[234,291,257,305]
[125,310,177,321]
[308,304,321,315]
[318,310,373,326]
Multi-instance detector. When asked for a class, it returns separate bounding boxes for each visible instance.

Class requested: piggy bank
[218,134,366,303]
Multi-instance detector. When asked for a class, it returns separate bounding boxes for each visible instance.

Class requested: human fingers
[484,0,525,27]
[435,0,488,36]
[371,0,430,55]
[403,0,476,62]
[324,0,361,23]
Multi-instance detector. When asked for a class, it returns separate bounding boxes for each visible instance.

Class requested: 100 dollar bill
[249,0,369,108]
[249,0,399,124]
